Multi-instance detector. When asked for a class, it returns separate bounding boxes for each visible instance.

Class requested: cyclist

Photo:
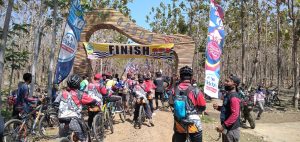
[79,74,89,92]
[144,73,156,113]
[103,73,123,112]
[254,84,266,120]
[13,73,43,119]
[87,73,107,128]
[124,73,136,112]
[54,74,101,142]
[154,72,168,110]
[169,66,206,142]
[133,77,154,127]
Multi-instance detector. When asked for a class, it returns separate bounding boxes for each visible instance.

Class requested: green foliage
[4,48,30,71]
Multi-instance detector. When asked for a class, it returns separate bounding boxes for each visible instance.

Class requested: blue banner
[204,0,225,98]
[54,0,85,84]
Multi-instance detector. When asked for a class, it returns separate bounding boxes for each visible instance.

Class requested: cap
[229,75,240,86]
[94,73,102,80]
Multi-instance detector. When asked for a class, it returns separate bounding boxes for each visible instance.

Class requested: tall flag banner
[54,0,85,84]
[204,0,225,98]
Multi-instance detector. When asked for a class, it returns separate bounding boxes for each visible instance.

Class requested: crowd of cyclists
[2,65,283,142]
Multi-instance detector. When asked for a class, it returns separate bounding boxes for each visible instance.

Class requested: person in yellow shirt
[105,73,117,90]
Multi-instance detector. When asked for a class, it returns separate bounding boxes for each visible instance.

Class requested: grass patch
[1,109,12,120]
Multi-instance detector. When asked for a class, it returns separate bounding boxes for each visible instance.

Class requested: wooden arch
[73,8,195,75]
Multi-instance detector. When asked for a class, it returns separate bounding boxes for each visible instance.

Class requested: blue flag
[54,0,85,84]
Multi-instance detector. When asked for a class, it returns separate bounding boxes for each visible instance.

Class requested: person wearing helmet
[79,74,89,92]
[54,74,101,141]
[105,72,117,91]
[133,77,154,127]
[169,66,206,142]
[86,73,107,127]
[144,73,156,113]
[154,72,168,110]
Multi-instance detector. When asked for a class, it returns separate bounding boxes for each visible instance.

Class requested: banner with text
[54,0,85,84]
[83,42,174,60]
[204,0,225,98]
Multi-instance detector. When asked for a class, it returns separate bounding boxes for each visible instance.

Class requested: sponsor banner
[83,42,174,59]
[204,0,225,98]
[54,0,85,84]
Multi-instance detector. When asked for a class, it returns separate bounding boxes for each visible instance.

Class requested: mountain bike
[136,97,147,129]
[102,98,114,134]
[265,89,281,107]
[3,97,59,141]
[58,117,92,142]
[161,90,171,111]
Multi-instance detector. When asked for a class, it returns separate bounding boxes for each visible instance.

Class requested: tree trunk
[264,11,268,86]
[48,0,58,100]
[276,1,281,96]
[241,0,246,84]
[247,0,261,91]
[0,0,14,108]
[292,21,299,109]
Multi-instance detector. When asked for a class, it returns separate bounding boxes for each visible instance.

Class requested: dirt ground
[40,101,300,142]
[103,101,300,142]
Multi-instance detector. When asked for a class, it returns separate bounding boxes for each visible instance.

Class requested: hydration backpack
[8,89,18,106]
[58,91,83,119]
[87,83,103,103]
[173,86,196,121]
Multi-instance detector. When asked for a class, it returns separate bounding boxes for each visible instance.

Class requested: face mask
[224,85,234,91]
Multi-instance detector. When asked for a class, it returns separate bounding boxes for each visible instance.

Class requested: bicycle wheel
[119,105,126,123]
[106,111,114,134]
[128,98,135,116]
[93,113,105,142]
[3,119,27,142]
[274,96,281,106]
[247,113,255,129]
[137,105,145,129]
[38,112,59,138]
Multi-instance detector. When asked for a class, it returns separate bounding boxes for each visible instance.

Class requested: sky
[128,0,173,30]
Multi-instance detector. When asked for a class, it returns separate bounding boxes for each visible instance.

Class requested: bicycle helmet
[144,73,151,80]
[94,73,102,80]
[67,74,82,89]
[127,73,132,78]
[138,77,144,83]
[156,72,162,77]
[179,66,193,80]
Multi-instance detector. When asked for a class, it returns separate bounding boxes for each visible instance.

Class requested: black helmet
[156,72,162,77]
[138,77,144,83]
[67,74,82,89]
[180,66,193,80]
[144,74,151,80]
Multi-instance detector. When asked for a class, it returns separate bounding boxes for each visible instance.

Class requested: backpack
[8,89,18,106]
[58,90,83,119]
[173,86,197,121]
[87,83,103,103]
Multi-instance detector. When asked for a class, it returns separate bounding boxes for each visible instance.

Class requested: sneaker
[149,119,154,126]
[152,113,156,116]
